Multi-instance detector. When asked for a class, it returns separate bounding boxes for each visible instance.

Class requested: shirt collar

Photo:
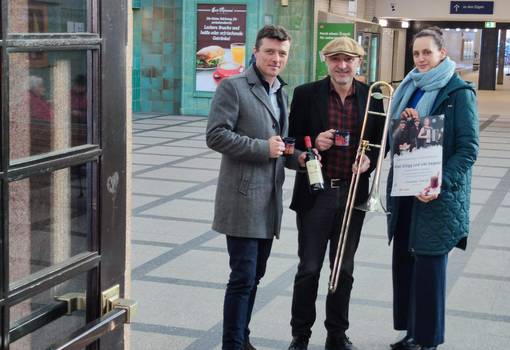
[252,63,287,94]
[328,77,356,97]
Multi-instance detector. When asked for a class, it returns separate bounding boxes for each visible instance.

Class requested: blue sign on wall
[450,1,494,14]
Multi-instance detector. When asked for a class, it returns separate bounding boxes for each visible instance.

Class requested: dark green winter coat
[386,73,479,255]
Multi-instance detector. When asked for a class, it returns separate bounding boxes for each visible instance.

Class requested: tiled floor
[129,83,510,349]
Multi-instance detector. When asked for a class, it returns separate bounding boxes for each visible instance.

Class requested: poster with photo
[196,4,247,92]
[390,114,445,197]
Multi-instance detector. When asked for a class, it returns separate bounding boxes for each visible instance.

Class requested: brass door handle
[47,285,137,350]
[49,308,128,350]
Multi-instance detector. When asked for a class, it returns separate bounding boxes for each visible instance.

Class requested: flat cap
[321,36,365,57]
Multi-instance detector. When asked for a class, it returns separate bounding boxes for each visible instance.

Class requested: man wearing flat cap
[286,36,385,350]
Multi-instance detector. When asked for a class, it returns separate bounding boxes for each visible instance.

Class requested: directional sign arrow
[454,4,460,11]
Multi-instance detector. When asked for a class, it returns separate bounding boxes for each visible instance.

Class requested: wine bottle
[304,136,325,192]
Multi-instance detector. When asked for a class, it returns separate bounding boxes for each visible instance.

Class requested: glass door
[1,1,131,349]
[356,31,381,84]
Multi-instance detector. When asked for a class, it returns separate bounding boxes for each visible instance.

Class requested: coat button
[272,123,276,129]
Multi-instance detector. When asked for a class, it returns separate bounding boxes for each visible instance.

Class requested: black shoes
[325,334,355,350]
[244,339,256,350]
[287,335,309,350]
[390,336,420,350]
[390,336,435,350]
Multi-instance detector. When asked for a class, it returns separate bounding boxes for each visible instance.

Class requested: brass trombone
[328,81,394,294]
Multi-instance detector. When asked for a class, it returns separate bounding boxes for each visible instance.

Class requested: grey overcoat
[206,66,301,239]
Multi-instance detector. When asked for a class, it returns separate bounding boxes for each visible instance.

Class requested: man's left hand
[352,154,370,174]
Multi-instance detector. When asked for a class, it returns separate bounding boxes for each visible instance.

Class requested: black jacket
[288,77,385,212]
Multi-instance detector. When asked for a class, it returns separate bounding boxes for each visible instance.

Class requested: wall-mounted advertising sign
[316,23,354,80]
[196,4,247,92]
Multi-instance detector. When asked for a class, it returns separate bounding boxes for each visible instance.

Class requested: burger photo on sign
[196,45,225,69]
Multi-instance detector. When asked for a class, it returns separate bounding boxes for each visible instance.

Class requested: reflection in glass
[10,273,87,350]
[9,164,90,283]
[9,51,89,160]
[9,1,87,33]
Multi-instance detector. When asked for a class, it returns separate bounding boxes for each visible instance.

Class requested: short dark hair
[413,26,445,50]
[254,25,291,50]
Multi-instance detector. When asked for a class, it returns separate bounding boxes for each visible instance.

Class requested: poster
[390,114,444,197]
[316,23,354,80]
[196,4,247,92]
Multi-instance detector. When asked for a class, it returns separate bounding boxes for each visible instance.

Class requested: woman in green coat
[386,27,479,350]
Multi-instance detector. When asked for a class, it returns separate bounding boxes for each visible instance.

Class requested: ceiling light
[378,19,388,27]
[401,21,409,28]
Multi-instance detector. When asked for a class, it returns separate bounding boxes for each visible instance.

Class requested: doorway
[1,1,131,349]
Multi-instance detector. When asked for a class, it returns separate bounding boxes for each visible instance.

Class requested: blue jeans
[222,236,273,350]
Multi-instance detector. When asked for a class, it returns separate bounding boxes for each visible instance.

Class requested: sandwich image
[196,45,225,69]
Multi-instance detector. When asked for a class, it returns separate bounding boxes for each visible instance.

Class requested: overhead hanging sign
[450,1,494,15]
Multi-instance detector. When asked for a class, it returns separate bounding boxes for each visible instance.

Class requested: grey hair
[29,75,44,91]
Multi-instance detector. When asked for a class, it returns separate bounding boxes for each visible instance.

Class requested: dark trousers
[290,185,365,338]
[393,199,447,347]
[223,236,273,350]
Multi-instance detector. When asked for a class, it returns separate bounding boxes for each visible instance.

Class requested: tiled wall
[132,0,315,115]
[132,0,182,113]
[265,0,314,100]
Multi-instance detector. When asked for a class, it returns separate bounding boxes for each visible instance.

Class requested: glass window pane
[9,164,91,283]
[9,51,89,160]
[10,272,87,350]
[9,1,87,33]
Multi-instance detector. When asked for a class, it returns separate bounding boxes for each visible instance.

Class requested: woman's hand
[400,108,419,120]
[416,192,439,203]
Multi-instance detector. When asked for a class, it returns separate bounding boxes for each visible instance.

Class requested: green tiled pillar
[133,0,183,114]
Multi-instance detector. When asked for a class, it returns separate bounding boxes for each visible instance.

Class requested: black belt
[328,178,349,188]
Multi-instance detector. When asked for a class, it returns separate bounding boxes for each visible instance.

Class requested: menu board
[196,4,247,92]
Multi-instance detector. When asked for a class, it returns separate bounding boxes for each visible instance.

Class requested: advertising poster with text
[196,4,247,92]
[316,23,354,80]
[391,114,444,197]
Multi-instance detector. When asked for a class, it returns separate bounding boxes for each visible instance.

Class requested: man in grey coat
[206,25,305,350]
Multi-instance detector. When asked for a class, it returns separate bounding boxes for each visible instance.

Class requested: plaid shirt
[326,82,359,180]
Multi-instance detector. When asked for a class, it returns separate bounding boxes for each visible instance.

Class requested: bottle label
[306,159,323,185]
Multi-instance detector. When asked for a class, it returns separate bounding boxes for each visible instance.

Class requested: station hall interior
[1,1,510,350]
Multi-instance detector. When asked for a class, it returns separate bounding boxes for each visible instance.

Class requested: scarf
[390,57,456,119]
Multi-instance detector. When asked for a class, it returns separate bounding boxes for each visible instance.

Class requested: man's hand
[269,135,285,158]
[298,149,321,167]
[315,129,335,151]
[352,154,370,174]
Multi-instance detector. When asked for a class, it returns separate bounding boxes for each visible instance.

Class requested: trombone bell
[355,191,388,214]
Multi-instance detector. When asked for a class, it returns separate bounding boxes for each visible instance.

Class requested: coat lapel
[246,67,279,124]
[314,77,330,131]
